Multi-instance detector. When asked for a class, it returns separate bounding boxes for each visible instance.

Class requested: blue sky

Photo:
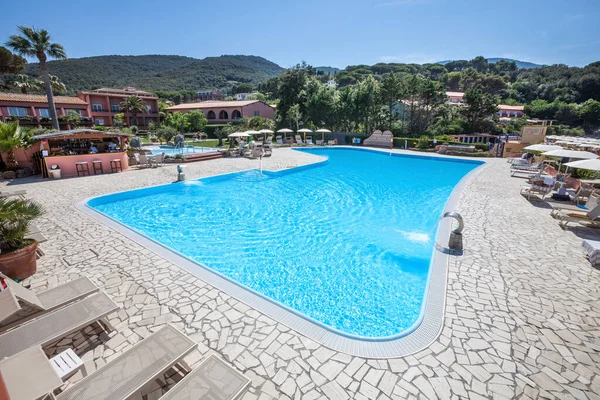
[1,0,599,68]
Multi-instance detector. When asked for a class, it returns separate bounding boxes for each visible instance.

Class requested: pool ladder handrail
[442,211,464,234]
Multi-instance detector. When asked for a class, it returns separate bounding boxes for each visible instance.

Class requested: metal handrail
[442,212,464,234]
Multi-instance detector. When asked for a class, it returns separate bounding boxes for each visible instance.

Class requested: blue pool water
[145,145,218,155]
[88,148,481,338]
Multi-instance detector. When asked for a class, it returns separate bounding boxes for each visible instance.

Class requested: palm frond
[0,197,43,251]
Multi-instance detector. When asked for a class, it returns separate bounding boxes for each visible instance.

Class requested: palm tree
[49,75,66,93]
[0,121,33,170]
[119,96,147,127]
[12,74,42,94]
[6,26,67,130]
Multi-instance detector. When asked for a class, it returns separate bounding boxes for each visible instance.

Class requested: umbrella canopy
[297,129,312,133]
[543,149,598,159]
[228,132,251,138]
[564,159,600,171]
[243,130,261,135]
[524,144,562,152]
[315,129,331,144]
[277,128,293,133]
[259,129,274,133]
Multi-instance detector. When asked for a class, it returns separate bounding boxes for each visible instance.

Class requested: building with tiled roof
[76,87,159,128]
[0,92,92,129]
[166,100,275,122]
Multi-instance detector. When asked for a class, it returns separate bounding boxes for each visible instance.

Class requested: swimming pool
[145,145,218,155]
[87,148,482,339]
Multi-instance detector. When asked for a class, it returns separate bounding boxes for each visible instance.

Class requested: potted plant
[0,197,43,280]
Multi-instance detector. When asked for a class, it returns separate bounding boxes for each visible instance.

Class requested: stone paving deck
[1,147,599,399]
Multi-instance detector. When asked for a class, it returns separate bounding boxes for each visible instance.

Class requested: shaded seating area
[363,130,393,149]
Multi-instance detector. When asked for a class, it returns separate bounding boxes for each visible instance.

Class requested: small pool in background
[145,145,218,155]
[87,148,482,338]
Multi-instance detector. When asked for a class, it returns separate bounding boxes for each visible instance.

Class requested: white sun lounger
[295,135,304,145]
[557,204,600,228]
[0,273,99,329]
[0,190,26,199]
[54,324,197,400]
[0,292,119,359]
[161,354,250,400]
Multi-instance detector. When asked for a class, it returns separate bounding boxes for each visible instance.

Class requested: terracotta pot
[0,241,37,281]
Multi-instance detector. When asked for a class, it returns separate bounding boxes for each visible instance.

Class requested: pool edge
[76,148,488,358]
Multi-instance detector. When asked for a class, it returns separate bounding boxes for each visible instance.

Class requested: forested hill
[24,54,283,94]
[438,58,543,69]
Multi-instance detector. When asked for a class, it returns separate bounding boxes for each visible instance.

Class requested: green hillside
[23,54,283,94]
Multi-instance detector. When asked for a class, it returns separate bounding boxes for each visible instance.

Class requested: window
[38,108,49,117]
[219,110,229,120]
[253,111,260,117]
[95,118,104,126]
[92,103,103,112]
[8,107,28,117]
[232,110,242,120]
[207,110,216,119]
[146,105,152,113]
[111,104,120,112]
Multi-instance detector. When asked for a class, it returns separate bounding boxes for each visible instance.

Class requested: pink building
[166,100,275,122]
[77,87,160,128]
[497,105,525,118]
[446,91,464,104]
[0,92,91,129]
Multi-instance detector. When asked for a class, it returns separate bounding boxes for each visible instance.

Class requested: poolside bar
[32,129,131,178]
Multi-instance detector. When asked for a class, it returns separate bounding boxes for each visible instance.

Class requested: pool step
[181,152,224,162]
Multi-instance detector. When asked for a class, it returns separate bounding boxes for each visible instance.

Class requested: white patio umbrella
[259,129,274,134]
[524,144,562,152]
[227,132,251,138]
[542,149,598,160]
[563,158,600,172]
[297,128,312,140]
[315,128,331,144]
[277,128,294,141]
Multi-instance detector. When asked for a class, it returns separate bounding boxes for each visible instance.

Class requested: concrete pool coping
[76,146,489,358]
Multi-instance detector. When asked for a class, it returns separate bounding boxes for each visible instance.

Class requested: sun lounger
[557,203,600,228]
[276,136,283,145]
[549,192,600,217]
[305,137,313,145]
[295,135,304,145]
[582,239,600,268]
[161,354,250,400]
[570,187,594,205]
[0,273,99,329]
[0,190,26,199]
[0,292,119,359]
[363,130,393,149]
[520,184,553,200]
[54,324,196,400]
[0,346,64,400]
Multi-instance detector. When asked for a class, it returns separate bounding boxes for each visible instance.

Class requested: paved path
[1,148,599,399]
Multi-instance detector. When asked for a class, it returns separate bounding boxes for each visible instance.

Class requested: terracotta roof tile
[166,100,260,111]
[0,92,88,105]
[498,104,525,111]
